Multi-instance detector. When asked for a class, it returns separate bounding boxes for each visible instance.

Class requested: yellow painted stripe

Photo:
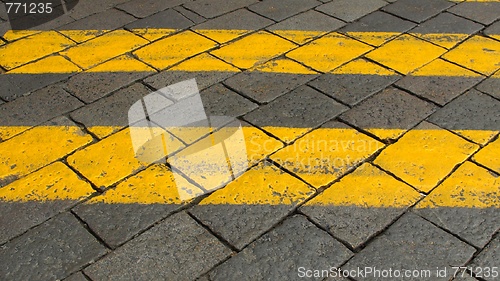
[0,30,498,75]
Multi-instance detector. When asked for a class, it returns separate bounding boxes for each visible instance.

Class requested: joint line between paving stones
[71,209,113,250]
[187,211,240,252]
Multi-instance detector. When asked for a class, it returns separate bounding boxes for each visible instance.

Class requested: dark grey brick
[339,11,415,45]
[0,73,74,101]
[309,73,400,106]
[470,236,499,281]
[64,272,88,281]
[244,85,348,142]
[427,89,500,143]
[249,0,321,22]
[485,21,500,40]
[66,0,130,20]
[382,0,453,23]
[200,83,257,117]
[84,212,231,281]
[0,84,82,135]
[0,4,7,21]
[0,212,107,281]
[344,213,476,281]
[144,70,236,92]
[58,8,135,34]
[184,0,258,19]
[125,9,193,31]
[70,83,151,138]
[340,87,437,140]
[64,71,152,103]
[224,71,318,104]
[209,215,353,281]
[453,271,478,281]
[173,6,206,24]
[448,2,500,25]
[476,72,500,100]
[117,0,189,18]
[194,9,273,34]
[316,0,387,22]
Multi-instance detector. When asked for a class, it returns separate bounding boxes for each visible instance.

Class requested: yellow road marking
[473,137,500,173]
[1,30,498,75]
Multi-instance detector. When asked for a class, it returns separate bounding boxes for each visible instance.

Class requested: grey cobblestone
[476,71,500,100]
[249,0,321,22]
[382,0,453,23]
[470,236,499,281]
[448,2,500,25]
[200,83,258,117]
[117,0,189,18]
[316,0,387,22]
[144,70,236,92]
[194,9,273,36]
[125,8,194,34]
[184,0,258,19]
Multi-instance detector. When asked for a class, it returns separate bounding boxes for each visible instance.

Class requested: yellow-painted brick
[366,34,446,74]
[8,55,82,74]
[331,58,397,75]
[305,163,421,207]
[416,161,499,208]
[343,31,402,46]
[410,58,483,77]
[411,33,470,49]
[59,30,109,43]
[130,28,177,42]
[250,58,318,74]
[169,53,240,72]
[61,30,148,69]
[196,29,248,44]
[474,137,500,173]
[374,122,479,193]
[2,30,40,41]
[211,31,296,69]
[0,162,94,202]
[443,35,500,75]
[271,30,324,45]
[287,32,373,72]
[87,54,155,72]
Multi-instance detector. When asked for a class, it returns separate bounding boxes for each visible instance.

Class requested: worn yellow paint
[409,58,483,77]
[271,125,384,188]
[287,33,373,72]
[59,30,110,43]
[0,162,94,202]
[416,161,499,208]
[250,58,318,74]
[366,34,447,74]
[0,119,93,185]
[198,162,314,205]
[67,128,184,188]
[455,129,498,145]
[86,54,155,73]
[331,58,397,75]
[305,163,421,207]
[270,30,325,45]
[474,137,500,173]
[169,53,240,72]
[443,35,500,75]
[410,33,470,49]
[343,31,402,46]
[261,126,310,144]
[61,30,148,69]
[130,28,177,42]
[134,30,217,70]
[86,164,202,204]
[374,122,479,193]
[0,31,74,70]
[195,29,249,44]
[0,126,31,141]
[211,31,296,69]
[84,126,123,139]
[8,55,82,74]
[2,30,40,41]
[366,128,408,141]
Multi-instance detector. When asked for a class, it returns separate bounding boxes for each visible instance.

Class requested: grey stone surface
[0,212,107,281]
[340,87,437,140]
[382,0,453,23]
[70,83,151,138]
[470,236,499,281]
[316,0,387,22]
[339,11,415,45]
[173,6,206,24]
[0,84,82,130]
[84,212,231,281]
[448,2,500,25]
[194,9,273,33]
[268,10,345,37]
[244,85,348,141]
[144,70,236,92]
[66,0,130,20]
[125,8,193,31]
[344,213,476,281]
[485,21,500,39]
[427,89,500,142]
[209,215,353,281]
[396,71,483,106]
[0,73,74,101]
[452,271,478,281]
[58,8,135,34]
[309,73,400,106]
[200,83,257,117]
[476,72,500,100]
[64,71,152,103]
[117,0,189,18]
[64,272,89,281]
[249,0,321,22]
[224,71,318,104]
[184,0,258,19]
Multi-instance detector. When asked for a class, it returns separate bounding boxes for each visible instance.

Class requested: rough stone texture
[448,2,500,25]
[125,9,193,31]
[0,73,74,101]
[396,74,483,106]
[66,0,130,20]
[224,71,318,104]
[476,73,500,100]
[344,213,476,281]
[410,12,483,43]
[470,236,499,281]
[184,0,258,19]
[209,215,353,281]
[309,73,400,106]
[58,8,136,33]
[316,0,387,22]
[144,70,236,92]
[64,71,152,103]
[70,83,151,138]
[382,0,453,23]
[117,0,189,18]
[84,212,231,281]
[427,89,500,143]
[485,20,500,39]
[452,271,478,281]
[173,6,206,24]
[0,213,107,281]
[268,10,345,35]
[194,9,273,32]
[249,0,321,22]
[340,87,437,140]
[64,272,89,281]
[200,83,257,117]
